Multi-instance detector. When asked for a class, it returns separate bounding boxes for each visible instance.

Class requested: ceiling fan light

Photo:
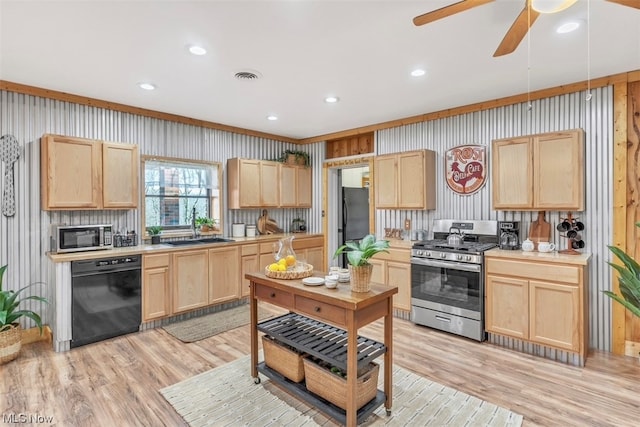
[531,0,578,14]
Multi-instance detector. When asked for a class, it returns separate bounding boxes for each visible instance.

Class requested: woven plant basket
[264,263,313,280]
[0,324,22,364]
[303,359,379,410]
[262,336,306,382]
[348,264,373,292]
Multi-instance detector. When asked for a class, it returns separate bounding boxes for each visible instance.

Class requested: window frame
[141,155,223,238]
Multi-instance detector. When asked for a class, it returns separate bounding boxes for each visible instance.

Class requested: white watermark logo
[2,413,54,424]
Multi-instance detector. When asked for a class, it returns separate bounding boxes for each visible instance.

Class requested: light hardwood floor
[2,306,639,426]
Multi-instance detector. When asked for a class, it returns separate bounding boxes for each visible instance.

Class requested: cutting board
[529,211,551,250]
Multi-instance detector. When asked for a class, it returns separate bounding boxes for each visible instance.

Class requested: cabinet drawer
[486,258,579,285]
[294,295,346,327]
[144,253,169,269]
[260,242,275,254]
[241,244,258,256]
[254,284,293,307]
[293,236,323,250]
[371,248,409,263]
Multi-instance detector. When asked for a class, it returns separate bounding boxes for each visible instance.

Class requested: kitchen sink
[164,237,235,246]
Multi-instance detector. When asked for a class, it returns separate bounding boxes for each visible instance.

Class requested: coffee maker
[498,221,521,250]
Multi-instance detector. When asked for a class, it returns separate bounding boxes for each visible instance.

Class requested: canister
[246,225,256,237]
[232,223,246,238]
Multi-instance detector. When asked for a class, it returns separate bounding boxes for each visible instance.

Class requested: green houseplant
[333,234,390,292]
[605,221,640,319]
[0,264,48,364]
[148,226,162,244]
[277,149,310,167]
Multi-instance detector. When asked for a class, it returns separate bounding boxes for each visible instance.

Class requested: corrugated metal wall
[0,90,316,338]
[0,86,614,351]
[375,87,613,351]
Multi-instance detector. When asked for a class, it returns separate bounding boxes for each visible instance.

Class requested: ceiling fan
[413,0,640,57]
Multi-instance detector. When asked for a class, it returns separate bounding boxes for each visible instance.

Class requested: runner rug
[160,354,523,426]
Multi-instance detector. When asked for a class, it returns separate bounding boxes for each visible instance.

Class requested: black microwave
[50,224,113,253]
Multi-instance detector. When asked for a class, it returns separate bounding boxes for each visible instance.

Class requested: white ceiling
[1,1,639,140]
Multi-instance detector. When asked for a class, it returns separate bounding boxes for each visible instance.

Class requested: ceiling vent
[234,70,262,80]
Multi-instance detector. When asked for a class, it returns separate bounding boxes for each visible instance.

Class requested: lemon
[277,264,287,271]
[285,255,296,267]
[268,263,279,272]
[278,258,287,266]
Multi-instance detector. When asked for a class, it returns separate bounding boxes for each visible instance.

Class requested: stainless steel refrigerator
[339,187,370,266]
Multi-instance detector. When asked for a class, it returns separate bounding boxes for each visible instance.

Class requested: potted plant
[148,226,162,244]
[277,149,310,167]
[196,217,217,232]
[605,221,640,319]
[333,234,390,292]
[0,264,48,364]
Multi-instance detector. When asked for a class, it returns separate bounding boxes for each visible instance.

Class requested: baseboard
[21,325,52,344]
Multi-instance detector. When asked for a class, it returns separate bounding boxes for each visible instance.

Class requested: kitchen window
[142,157,222,235]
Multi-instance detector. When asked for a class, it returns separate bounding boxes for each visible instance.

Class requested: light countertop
[485,248,591,265]
[47,233,324,263]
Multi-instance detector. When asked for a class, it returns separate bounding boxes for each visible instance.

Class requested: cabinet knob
[314,306,321,312]
[270,292,276,298]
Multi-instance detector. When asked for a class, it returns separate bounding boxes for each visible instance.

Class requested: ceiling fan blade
[413,0,494,26]
[605,0,640,9]
[493,1,540,57]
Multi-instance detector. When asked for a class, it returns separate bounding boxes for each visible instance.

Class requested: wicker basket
[264,263,313,280]
[348,264,373,293]
[262,336,306,382]
[0,324,22,364]
[303,358,379,410]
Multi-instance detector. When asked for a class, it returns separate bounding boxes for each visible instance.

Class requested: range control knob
[465,255,472,261]
[425,251,432,257]
[456,254,463,260]
[440,252,446,259]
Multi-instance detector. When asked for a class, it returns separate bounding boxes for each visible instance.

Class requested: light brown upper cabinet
[228,158,311,209]
[374,149,436,210]
[41,134,139,210]
[492,129,585,211]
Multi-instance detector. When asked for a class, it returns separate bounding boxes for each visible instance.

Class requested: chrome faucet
[191,207,198,238]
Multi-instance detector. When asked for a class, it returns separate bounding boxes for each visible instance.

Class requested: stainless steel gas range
[411,219,498,341]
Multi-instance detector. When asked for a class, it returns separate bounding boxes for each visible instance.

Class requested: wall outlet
[404,219,411,230]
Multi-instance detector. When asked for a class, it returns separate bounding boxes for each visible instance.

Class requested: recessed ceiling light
[267,115,278,121]
[138,82,156,91]
[411,69,426,77]
[556,21,580,34]
[188,45,207,56]
[325,96,339,103]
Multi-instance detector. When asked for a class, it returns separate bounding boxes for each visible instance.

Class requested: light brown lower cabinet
[142,254,171,321]
[369,248,411,312]
[208,246,240,304]
[172,249,209,314]
[241,244,259,297]
[485,256,587,356]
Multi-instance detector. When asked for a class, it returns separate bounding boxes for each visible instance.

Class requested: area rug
[160,354,523,426]
[162,305,273,343]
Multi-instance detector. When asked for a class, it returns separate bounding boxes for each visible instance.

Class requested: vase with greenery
[148,226,162,244]
[0,264,48,364]
[605,221,640,319]
[333,234,390,292]
[196,216,218,232]
[277,149,310,167]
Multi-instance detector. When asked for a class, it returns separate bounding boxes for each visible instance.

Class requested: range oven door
[410,257,483,320]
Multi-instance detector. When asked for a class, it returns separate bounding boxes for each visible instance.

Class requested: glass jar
[273,235,297,262]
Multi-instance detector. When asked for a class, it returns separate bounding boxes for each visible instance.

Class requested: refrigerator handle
[342,199,348,229]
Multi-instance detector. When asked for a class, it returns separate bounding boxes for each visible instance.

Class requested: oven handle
[410,257,482,273]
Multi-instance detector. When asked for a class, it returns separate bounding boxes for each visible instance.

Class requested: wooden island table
[246,271,397,427]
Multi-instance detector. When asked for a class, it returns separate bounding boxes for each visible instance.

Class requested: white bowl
[325,280,338,289]
[325,274,339,282]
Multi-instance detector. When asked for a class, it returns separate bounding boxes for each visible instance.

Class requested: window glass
[143,157,222,233]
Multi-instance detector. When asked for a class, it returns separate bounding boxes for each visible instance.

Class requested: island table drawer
[294,296,346,327]
[254,284,293,307]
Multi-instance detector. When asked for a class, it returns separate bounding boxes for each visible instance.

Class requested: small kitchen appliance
[498,221,521,250]
[50,224,113,253]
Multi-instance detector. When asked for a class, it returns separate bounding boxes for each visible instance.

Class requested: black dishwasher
[71,256,141,348]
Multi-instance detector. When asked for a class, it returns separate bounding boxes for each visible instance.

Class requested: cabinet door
[172,250,209,313]
[296,166,312,207]
[485,275,529,339]
[369,258,386,285]
[529,280,580,351]
[142,254,171,321]
[41,134,102,209]
[492,137,532,209]
[260,162,280,207]
[241,253,259,297]
[239,159,262,207]
[374,155,397,208]
[102,142,139,209]
[279,164,297,207]
[534,130,584,211]
[386,261,411,311]
[304,246,324,272]
[208,246,240,304]
[398,151,425,209]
